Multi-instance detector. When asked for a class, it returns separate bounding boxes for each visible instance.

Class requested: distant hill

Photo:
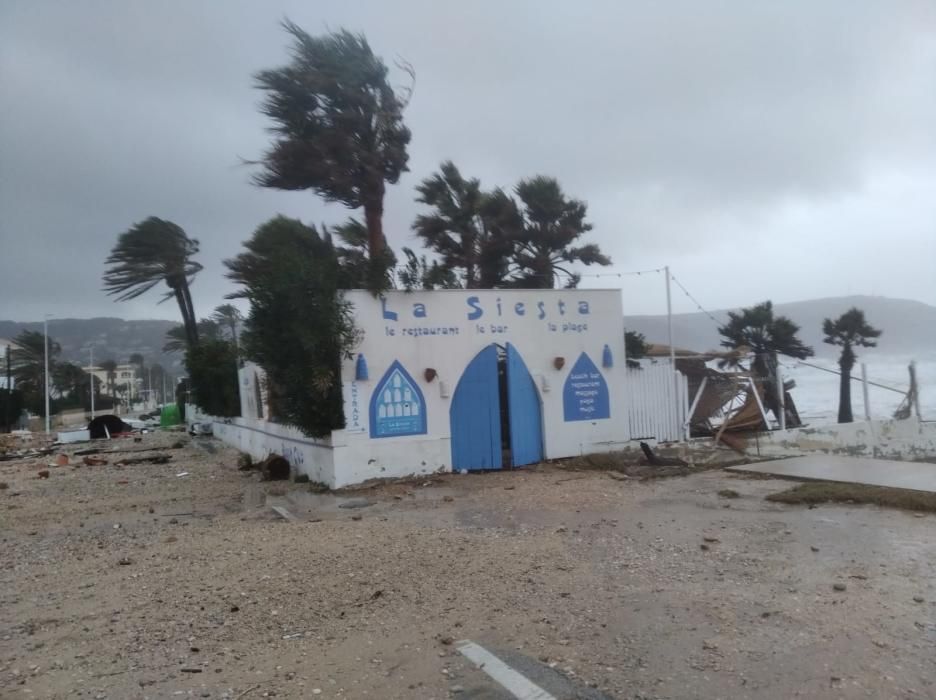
[0,317,185,371]
[624,296,936,358]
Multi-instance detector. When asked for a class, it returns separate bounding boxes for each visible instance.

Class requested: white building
[214,288,657,488]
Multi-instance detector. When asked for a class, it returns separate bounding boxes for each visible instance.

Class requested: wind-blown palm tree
[329,219,396,290]
[501,176,611,289]
[718,301,813,425]
[253,22,411,289]
[103,217,203,347]
[412,162,513,288]
[823,308,882,423]
[163,320,221,354]
[211,304,244,353]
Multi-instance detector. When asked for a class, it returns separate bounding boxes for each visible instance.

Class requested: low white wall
[330,430,449,487]
[750,417,936,460]
[212,417,336,486]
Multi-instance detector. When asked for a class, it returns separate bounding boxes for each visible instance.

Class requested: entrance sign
[562,352,610,421]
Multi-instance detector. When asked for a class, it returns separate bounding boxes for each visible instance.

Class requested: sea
[775,352,936,426]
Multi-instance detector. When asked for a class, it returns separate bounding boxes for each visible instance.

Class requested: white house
[213,288,646,488]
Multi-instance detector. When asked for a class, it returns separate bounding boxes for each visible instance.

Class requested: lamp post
[43,316,51,434]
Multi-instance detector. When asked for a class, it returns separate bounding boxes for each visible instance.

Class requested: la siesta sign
[380,295,592,322]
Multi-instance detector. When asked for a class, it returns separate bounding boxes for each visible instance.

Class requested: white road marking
[271,505,299,522]
[456,640,557,700]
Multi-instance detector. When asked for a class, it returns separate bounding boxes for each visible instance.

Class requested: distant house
[86,364,142,400]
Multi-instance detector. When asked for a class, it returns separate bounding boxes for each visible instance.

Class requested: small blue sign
[369,360,427,438]
[563,352,610,421]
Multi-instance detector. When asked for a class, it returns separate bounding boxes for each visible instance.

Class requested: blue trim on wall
[368,360,427,438]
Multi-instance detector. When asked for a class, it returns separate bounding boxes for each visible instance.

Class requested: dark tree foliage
[211,304,244,356]
[103,217,203,347]
[225,216,359,437]
[330,218,397,291]
[625,331,650,369]
[413,162,513,288]
[1,389,25,430]
[823,307,882,423]
[10,331,61,415]
[164,319,221,354]
[185,339,241,417]
[253,21,411,282]
[499,176,611,289]
[718,300,814,423]
[398,247,462,291]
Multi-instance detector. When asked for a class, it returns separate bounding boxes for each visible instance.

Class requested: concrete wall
[212,417,335,486]
[749,417,936,461]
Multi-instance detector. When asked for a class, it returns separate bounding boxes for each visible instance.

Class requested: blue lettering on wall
[537,301,546,319]
[562,352,610,421]
[413,303,427,318]
[381,296,398,321]
[369,360,427,438]
[578,301,590,314]
[514,302,525,316]
[467,296,483,320]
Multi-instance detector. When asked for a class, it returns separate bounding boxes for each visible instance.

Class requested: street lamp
[43,315,51,434]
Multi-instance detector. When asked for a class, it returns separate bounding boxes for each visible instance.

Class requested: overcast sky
[1,0,934,322]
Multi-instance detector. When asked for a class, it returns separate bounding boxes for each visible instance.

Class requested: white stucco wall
[332,288,630,484]
[747,417,936,461]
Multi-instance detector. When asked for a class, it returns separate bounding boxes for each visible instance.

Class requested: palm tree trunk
[838,345,855,423]
[363,196,384,256]
[173,284,199,347]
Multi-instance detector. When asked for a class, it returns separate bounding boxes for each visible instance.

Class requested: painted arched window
[369,360,427,438]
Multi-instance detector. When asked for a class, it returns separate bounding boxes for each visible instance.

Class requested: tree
[163,319,221,354]
[718,301,814,424]
[330,218,397,290]
[412,162,513,288]
[10,331,60,415]
[103,217,203,347]
[823,308,882,423]
[225,215,360,436]
[211,304,244,353]
[253,21,412,288]
[625,331,650,369]
[501,176,611,288]
[98,359,118,400]
[397,247,461,291]
[52,362,87,399]
[186,339,240,417]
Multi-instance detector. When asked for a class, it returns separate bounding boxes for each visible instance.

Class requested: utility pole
[89,346,95,420]
[664,266,680,430]
[4,345,11,431]
[43,317,51,434]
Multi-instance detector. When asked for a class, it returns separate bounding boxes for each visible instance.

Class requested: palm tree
[823,308,882,423]
[718,301,814,424]
[10,331,61,414]
[253,22,411,288]
[98,359,118,400]
[330,218,397,290]
[103,217,203,347]
[412,162,513,288]
[163,319,221,354]
[211,304,244,348]
[502,176,611,289]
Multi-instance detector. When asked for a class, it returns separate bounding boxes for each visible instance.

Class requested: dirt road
[2,432,934,698]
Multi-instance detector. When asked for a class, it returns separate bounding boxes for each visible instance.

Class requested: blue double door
[450,343,544,471]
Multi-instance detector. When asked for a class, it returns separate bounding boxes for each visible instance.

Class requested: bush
[185,340,240,417]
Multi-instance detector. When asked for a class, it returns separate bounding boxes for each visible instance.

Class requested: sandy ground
[2,431,935,699]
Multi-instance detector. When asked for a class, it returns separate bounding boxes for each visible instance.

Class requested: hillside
[623,296,936,358]
[0,317,184,370]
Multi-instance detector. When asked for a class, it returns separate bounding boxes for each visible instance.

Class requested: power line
[576,267,665,278]
[668,273,722,326]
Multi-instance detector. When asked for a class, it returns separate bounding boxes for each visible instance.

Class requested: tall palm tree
[330,218,397,290]
[253,22,411,287]
[823,308,882,423]
[212,304,244,355]
[502,176,611,289]
[103,217,203,347]
[412,162,513,288]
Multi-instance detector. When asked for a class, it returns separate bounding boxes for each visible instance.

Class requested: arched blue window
[369,360,427,438]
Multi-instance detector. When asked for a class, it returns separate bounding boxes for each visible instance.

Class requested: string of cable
[668,273,722,326]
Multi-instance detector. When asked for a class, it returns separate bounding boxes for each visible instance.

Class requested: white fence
[626,362,689,443]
